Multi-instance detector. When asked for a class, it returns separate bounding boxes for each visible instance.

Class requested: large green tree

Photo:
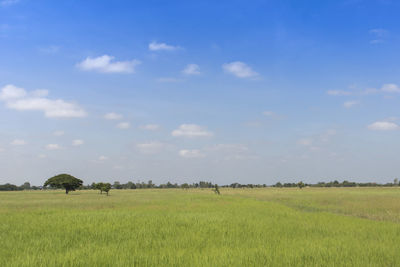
[44,174,83,194]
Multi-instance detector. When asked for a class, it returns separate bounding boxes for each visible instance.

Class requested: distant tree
[275,182,283,188]
[101,183,112,196]
[44,174,83,194]
[394,178,399,186]
[126,181,136,189]
[297,181,305,189]
[214,184,220,195]
[181,183,189,189]
[0,183,23,191]
[113,181,122,189]
[147,180,155,188]
[21,182,31,190]
[94,183,105,194]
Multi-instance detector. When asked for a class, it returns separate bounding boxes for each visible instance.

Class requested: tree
[214,184,220,195]
[44,174,83,194]
[101,183,112,196]
[113,181,122,189]
[394,178,399,186]
[94,182,105,194]
[297,181,305,189]
[22,182,31,190]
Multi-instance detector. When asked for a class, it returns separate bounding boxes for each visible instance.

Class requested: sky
[1,0,400,185]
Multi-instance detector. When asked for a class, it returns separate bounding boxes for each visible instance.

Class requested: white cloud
[148,41,180,51]
[0,0,19,6]
[72,139,84,146]
[343,101,359,108]
[77,55,140,73]
[38,154,46,159]
[0,84,26,100]
[45,144,61,150]
[381,84,400,93]
[368,121,399,131]
[53,131,65,136]
[0,84,87,118]
[10,139,26,145]
[222,61,259,78]
[179,149,205,158]
[136,141,166,154]
[139,124,160,131]
[182,64,200,75]
[172,124,213,137]
[117,122,131,129]
[6,98,87,118]
[104,112,123,120]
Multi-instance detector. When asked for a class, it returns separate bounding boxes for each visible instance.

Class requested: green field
[1,188,400,266]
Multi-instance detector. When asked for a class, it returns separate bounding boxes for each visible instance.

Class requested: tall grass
[1,188,399,266]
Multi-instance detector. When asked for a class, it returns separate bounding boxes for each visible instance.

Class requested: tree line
[1,175,399,192]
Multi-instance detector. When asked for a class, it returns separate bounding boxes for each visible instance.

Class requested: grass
[1,188,400,266]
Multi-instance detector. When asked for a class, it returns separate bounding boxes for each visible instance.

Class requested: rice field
[1,187,400,266]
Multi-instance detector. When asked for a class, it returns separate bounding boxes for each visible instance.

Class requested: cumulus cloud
[45,144,61,150]
[0,84,87,118]
[381,84,400,93]
[139,124,160,131]
[368,121,399,131]
[136,141,166,154]
[117,122,131,129]
[98,155,108,161]
[72,139,84,146]
[11,139,26,145]
[222,61,259,78]
[148,41,180,51]
[104,112,123,120]
[172,124,213,137]
[343,101,359,108]
[77,55,140,73]
[0,84,26,100]
[182,64,200,75]
[179,149,205,158]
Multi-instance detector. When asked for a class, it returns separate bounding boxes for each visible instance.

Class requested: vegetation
[1,188,400,266]
[43,174,83,194]
[2,177,400,192]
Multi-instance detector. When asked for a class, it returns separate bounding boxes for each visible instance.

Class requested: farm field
[1,188,400,266]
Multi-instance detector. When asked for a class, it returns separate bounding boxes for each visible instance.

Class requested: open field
[1,188,400,266]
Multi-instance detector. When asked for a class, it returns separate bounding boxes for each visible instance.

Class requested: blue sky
[1,0,400,185]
